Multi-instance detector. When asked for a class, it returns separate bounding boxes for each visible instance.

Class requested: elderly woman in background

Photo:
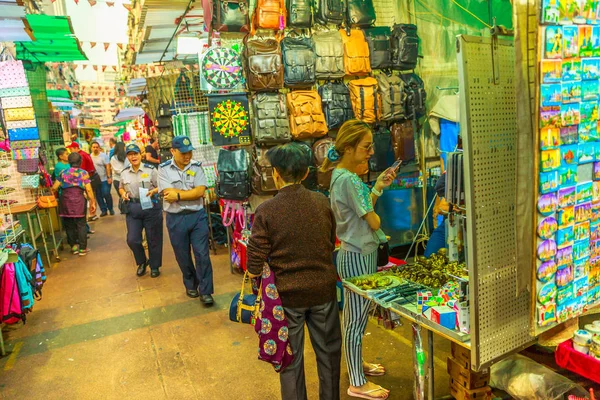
[247,143,342,400]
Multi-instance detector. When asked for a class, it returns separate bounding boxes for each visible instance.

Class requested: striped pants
[337,248,377,387]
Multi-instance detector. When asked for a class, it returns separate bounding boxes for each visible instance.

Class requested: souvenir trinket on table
[542,84,563,106]
[545,26,564,58]
[538,259,558,282]
[575,221,591,241]
[562,103,581,125]
[562,81,583,103]
[207,93,251,146]
[559,165,578,186]
[557,264,575,287]
[538,281,558,305]
[579,26,594,57]
[559,186,576,208]
[582,79,599,100]
[560,125,579,144]
[579,142,596,163]
[541,127,561,149]
[539,216,559,239]
[539,192,559,215]
[541,170,560,193]
[541,149,561,171]
[577,181,594,203]
[558,205,576,227]
[538,303,557,326]
[541,106,562,128]
[563,57,583,79]
[557,225,575,248]
[563,25,580,58]
[557,246,574,267]
[575,202,593,222]
[582,58,599,79]
[538,239,558,261]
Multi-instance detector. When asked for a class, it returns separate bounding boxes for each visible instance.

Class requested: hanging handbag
[212,0,250,32]
[12,147,39,160]
[229,271,262,324]
[16,159,38,173]
[10,140,40,150]
[21,174,40,189]
[37,195,58,209]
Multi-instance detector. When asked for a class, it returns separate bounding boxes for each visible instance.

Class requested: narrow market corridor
[0,209,453,399]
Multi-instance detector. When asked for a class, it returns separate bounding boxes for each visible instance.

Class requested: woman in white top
[110,142,129,212]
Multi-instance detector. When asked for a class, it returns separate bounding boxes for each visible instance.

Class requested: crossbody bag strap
[222,200,236,227]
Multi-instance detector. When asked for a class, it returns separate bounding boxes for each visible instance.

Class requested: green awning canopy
[15,15,87,62]
[46,89,72,100]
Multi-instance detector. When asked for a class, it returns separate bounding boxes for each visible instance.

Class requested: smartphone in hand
[390,158,403,173]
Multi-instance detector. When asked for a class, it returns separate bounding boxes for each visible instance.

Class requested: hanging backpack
[313,137,335,189]
[376,73,407,122]
[252,147,278,195]
[14,259,34,316]
[19,244,45,300]
[251,92,292,145]
[281,37,317,88]
[312,31,345,79]
[315,0,345,25]
[157,102,174,149]
[287,90,329,140]
[0,263,23,325]
[318,82,354,130]
[253,0,286,32]
[391,24,419,71]
[401,73,427,119]
[244,38,285,91]
[390,120,416,161]
[364,27,392,69]
[217,148,251,201]
[286,0,312,28]
[348,77,379,124]
[369,126,394,172]
[346,0,376,27]
[339,29,371,76]
[212,0,250,32]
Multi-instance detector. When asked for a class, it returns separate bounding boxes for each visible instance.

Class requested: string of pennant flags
[50,0,134,12]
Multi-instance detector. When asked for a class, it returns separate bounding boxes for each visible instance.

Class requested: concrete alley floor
[0,208,454,400]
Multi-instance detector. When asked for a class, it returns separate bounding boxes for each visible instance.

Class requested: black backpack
[401,73,427,119]
[391,24,419,71]
[315,0,345,25]
[216,148,251,201]
[347,0,376,27]
[157,102,174,150]
[287,0,312,28]
[369,126,395,172]
[281,37,317,88]
[318,82,354,130]
[364,27,392,70]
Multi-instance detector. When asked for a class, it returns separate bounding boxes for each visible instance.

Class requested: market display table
[343,281,470,400]
[10,203,57,266]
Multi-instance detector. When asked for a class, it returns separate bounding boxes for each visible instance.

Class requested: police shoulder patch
[143,163,156,170]
[191,160,202,167]
[159,160,171,168]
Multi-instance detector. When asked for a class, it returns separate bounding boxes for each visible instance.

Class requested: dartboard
[202,48,243,90]
[208,94,252,146]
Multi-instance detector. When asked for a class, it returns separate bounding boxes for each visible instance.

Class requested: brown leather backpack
[390,120,415,160]
[348,77,379,123]
[253,0,286,31]
[244,38,285,91]
[313,137,334,189]
[339,29,371,76]
[287,90,329,140]
[252,147,278,195]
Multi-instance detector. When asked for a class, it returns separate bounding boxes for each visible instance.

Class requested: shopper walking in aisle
[324,120,396,400]
[158,136,214,305]
[145,138,160,168]
[119,144,163,278]
[247,143,342,400]
[67,142,100,221]
[51,152,96,256]
[54,148,70,180]
[91,142,115,217]
[111,142,130,214]
[109,137,117,159]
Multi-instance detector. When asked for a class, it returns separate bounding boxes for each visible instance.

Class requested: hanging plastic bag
[490,354,589,400]
[412,324,426,400]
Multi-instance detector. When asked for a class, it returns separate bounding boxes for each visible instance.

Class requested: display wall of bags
[391,24,419,70]
[251,92,292,145]
[287,90,329,140]
[244,38,285,91]
[346,0,376,27]
[369,126,395,172]
[252,147,278,195]
[364,27,392,69]
[390,120,416,161]
[312,31,345,79]
[253,0,286,31]
[313,137,334,189]
[376,73,406,122]
[212,0,250,32]
[286,0,312,28]
[339,29,371,76]
[208,93,252,146]
[401,73,427,119]
[348,77,379,123]
[315,0,345,25]
[281,36,317,88]
[216,148,251,201]
[318,82,354,130]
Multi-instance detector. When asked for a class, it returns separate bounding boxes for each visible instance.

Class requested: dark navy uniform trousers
[126,202,163,270]
[166,209,213,294]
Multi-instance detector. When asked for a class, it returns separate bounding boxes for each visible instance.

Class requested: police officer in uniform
[119,144,163,278]
[158,136,214,305]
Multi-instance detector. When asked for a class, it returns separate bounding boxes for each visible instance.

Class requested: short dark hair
[109,138,117,145]
[68,152,82,168]
[150,138,156,145]
[266,143,311,184]
[55,148,67,158]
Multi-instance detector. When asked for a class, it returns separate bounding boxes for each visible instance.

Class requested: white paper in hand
[139,187,153,210]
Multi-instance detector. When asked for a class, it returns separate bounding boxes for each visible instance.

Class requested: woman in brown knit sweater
[247,143,342,400]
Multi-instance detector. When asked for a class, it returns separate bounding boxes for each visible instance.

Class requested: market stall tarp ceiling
[0,0,31,42]
[15,15,87,62]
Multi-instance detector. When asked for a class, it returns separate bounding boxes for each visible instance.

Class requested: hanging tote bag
[0,59,28,89]
[21,174,40,189]
[37,195,58,209]
[12,147,39,160]
[229,271,262,324]
[17,159,39,173]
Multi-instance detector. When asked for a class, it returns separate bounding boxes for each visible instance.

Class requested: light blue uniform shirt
[158,159,207,214]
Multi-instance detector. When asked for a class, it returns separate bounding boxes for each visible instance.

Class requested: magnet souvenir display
[557,246,574,268]
[580,26,594,56]
[594,162,600,180]
[574,256,590,278]
[561,144,579,165]
[545,26,564,58]
[579,142,596,163]
[577,181,594,202]
[538,259,559,282]
[541,106,562,128]
[557,282,575,304]
[580,101,598,124]
[594,180,600,200]
[539,192,559,215]
[541,170,560,194]
[557,264,575,287]
[560,165,578,186]
[558,205,576,227]
[564,25,580,57]
[559,186,576,208]
[541,127,561,149]
[582,79,600,100]
[557,225,575,248]
[539,216,559,239]
[542,84,563,107]
[538,303,558,326]
[575,221,591,240]
[562,81,583,103]
[563,57,583,79]
[561,125,579,144]
[562,103,581,125]
[575,275,590,296]
[538,239,558,261]
[575,238,592,259]
[542,60,563,83]
[542,149,562,171]
[591,221,600,240]
[539,281,558,305]
[582,58,600,79]
[575,202,593,222]
[542,0,560,24]
[592,202,600,221]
